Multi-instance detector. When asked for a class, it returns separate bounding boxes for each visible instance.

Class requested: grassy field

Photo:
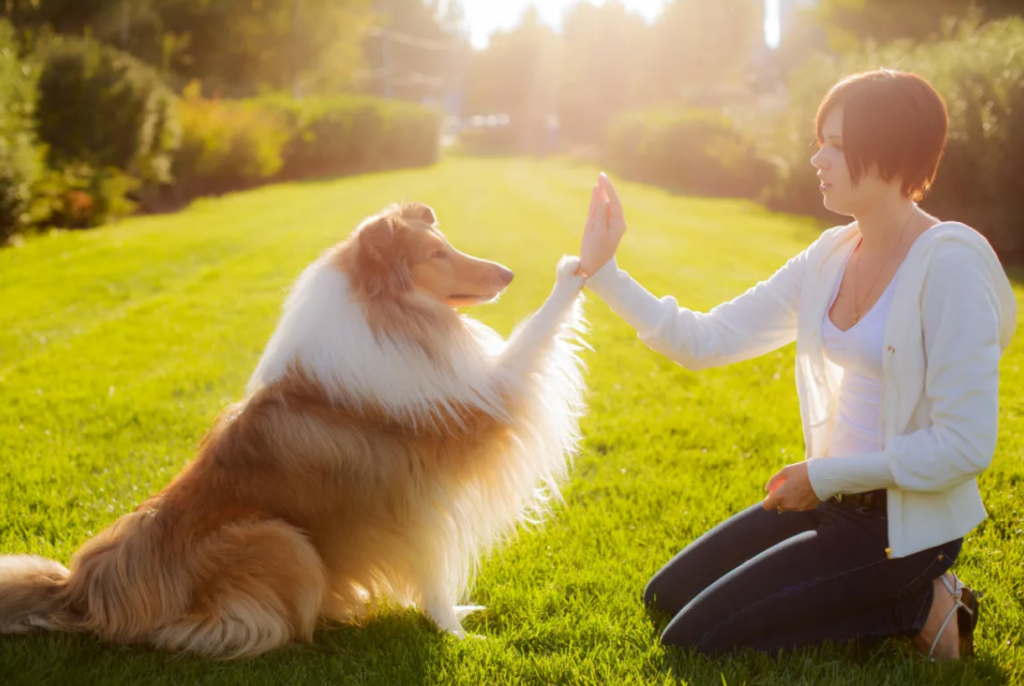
[0,157,1021,685]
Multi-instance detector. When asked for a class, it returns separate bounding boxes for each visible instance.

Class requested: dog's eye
[432,250,448,260]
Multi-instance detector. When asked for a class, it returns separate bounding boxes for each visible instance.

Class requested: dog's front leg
[495,256,586,383]
[422,596,486,639]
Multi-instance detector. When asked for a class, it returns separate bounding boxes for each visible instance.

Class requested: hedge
[35,36,181,185]
[0,20,43,241]
[606,108,775,200]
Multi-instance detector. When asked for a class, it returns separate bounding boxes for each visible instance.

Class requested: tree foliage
[0,0,371,95]
[814,0,1020,47]
[463,0,765,146]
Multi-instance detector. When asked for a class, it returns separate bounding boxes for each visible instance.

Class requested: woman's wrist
[583,256,618,286]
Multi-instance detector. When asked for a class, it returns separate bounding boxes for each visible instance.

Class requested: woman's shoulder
[819,221,859,242]
[920,220,993,249]
[913,221,1002,271]
[914,221,1017,348]
[799,221,858,262]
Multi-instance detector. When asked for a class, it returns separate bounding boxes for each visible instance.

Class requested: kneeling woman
[574,70,1016,659]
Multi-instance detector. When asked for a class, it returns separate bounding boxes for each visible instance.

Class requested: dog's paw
[555,256,585,288]
[454,604,486,620]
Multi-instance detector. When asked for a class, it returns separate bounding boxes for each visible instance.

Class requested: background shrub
[32,163,139,229]
[153,89,441,209]
[171,85,289,201]
[35,36,180,186]
[0,19,43,242]
[259,94,442,180]
[606,108,776,200]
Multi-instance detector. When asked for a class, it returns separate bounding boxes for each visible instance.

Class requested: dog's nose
[497,266,514,287]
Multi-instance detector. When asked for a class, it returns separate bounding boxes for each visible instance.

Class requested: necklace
[851,208,917,324]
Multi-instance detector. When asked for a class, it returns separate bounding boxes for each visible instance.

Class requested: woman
[573,70,1017,658]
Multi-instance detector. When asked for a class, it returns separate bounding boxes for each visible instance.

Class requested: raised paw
[556,255,584,284]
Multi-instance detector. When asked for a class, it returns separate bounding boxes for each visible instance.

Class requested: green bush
[374,99,443,169]
[170,85,289,201]
[0,20,44,242]
[153,90,441,209]
[762,17,1024,260]
[35,36,180,186]
[258,94,441,180]
[32,163,139,229]
[606,109,776,200]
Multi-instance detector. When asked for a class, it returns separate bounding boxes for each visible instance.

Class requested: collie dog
[0,203,586,658]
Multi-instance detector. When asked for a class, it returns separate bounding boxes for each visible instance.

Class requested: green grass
[1,157,1021,685]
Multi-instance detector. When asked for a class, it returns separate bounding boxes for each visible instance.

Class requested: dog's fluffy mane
[247,203,586,601]
[249,206,507,430]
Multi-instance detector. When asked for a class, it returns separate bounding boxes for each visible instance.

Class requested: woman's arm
[586,246,813,371]
[580,174,820,370]
[807,245,1006,499]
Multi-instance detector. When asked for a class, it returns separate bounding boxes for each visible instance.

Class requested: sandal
[929,573,982,660]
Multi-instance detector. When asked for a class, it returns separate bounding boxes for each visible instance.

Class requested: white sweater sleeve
[807,246,1006,498]
[584,242,815,371]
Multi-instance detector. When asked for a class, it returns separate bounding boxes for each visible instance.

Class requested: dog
[0,202,587,658]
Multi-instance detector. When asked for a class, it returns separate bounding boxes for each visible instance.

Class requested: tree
[815,0,1021,47]
[461,7,560,150]
[0,0,372,95]
[158,0,369,95]
[360,0,467,103]
[464,8,558,114]
[558,1,656,144]
[651,0,764,100]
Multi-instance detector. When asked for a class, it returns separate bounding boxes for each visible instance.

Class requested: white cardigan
[587,221,1017,558]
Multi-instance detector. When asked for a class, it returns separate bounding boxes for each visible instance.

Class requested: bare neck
[853,198,932,258]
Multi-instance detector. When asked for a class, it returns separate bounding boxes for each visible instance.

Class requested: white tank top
[821,255,902,457]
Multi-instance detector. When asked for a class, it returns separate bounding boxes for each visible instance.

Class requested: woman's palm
[579,174,627,277]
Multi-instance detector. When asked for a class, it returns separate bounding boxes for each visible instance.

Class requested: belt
[832,489,887,514]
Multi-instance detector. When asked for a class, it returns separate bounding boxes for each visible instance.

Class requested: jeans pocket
[893,547,957,598]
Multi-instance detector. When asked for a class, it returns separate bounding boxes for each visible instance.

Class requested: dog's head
[344,203,514,308]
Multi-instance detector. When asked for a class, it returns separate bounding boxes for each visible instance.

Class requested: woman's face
[810,105,893,216]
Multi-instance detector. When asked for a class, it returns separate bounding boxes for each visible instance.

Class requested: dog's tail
[0,555,74,634]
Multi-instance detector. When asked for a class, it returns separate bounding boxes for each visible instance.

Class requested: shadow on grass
[641,603,1011,686]
[0,611,449,686]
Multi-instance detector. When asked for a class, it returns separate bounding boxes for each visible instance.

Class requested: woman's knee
[643,568,694,616]
[643,546,711,615]
[659,606,719,653]
[642,575,665,610]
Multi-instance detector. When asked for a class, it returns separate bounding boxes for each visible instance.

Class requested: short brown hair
[815,69,949,201]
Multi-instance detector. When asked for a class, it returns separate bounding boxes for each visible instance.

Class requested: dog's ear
[358,215,395,259]
[402,203,437,225]
[354,213,411,297]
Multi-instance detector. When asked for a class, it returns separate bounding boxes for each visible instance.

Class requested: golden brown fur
[0,203,586,658]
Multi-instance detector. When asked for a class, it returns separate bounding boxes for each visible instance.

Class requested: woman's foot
[912,572,960,660]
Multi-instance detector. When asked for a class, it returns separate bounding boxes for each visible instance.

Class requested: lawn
[0,157,1021,685]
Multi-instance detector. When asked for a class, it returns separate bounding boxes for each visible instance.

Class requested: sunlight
[459,0,669,49]
[765,0,781,49]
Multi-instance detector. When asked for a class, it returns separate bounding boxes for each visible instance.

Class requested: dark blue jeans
[644,495,963,654]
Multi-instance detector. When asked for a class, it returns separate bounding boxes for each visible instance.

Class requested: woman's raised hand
[577,173,627,278]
